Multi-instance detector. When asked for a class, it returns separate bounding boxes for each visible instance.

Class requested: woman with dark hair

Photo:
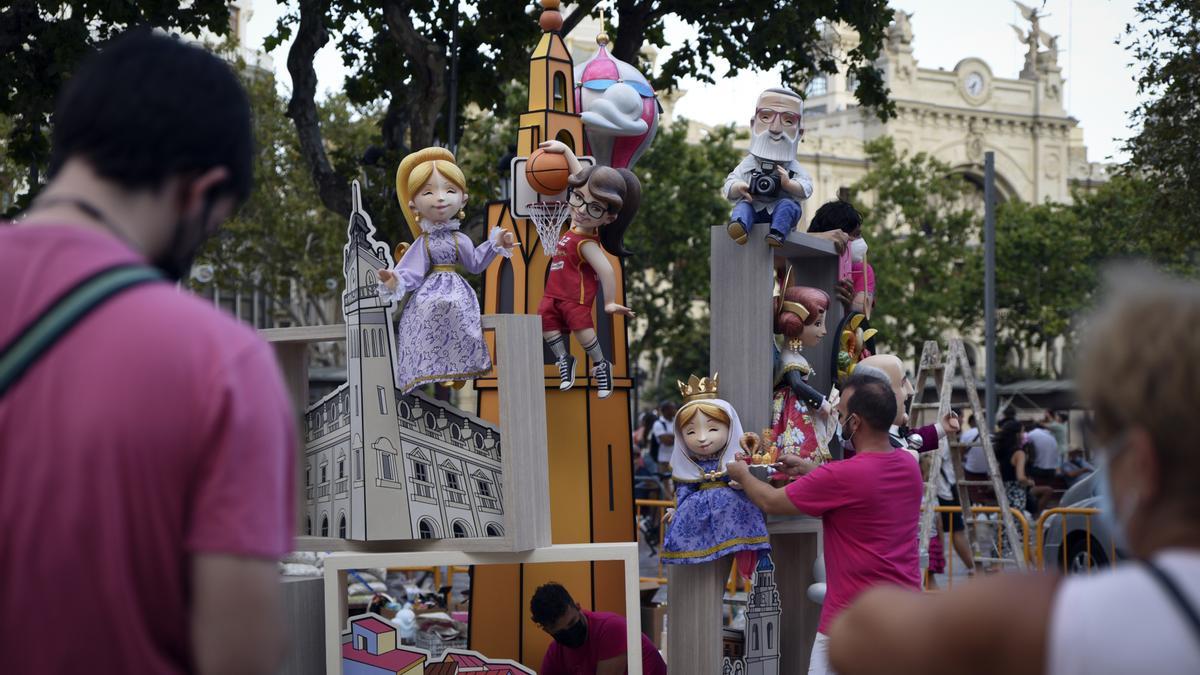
[535,140,641,400]
[770,285,836,463]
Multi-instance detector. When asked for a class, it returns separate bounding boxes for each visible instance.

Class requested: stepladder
[910,340,1027,578]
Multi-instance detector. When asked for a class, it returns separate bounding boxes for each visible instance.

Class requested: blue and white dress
[662,398,771,567]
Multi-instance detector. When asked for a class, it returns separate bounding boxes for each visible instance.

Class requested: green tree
[624,120,741,404]
[1119,0,1200,268]
[190,56,382,329]
[851,137,981,361]
[0,0,234,209]
[273,0,898,222]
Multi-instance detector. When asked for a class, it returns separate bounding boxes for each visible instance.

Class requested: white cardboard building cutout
[723,553,781,675]
[301,182,505,541]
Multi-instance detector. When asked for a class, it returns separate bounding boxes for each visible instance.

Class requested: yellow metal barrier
[1034,507,1114,572]
[928,505,1031,588]
[634,498,750,594]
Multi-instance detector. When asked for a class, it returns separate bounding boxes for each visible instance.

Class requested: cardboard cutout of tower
[470,11,636,668]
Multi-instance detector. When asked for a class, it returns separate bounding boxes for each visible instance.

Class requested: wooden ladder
[910,339,1027,576]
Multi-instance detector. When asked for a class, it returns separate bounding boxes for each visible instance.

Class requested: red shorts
[538,295,595,333]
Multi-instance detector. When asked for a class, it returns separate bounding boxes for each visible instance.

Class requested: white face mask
[850,237,869,262]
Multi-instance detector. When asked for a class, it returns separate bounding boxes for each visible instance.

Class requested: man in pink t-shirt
[729,372,922,675]
[531,583,667,675]
[1,31,294,674]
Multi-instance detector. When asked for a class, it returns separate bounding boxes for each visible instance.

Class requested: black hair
[1003,405,1017,419]
[568,165,640,258]
[807,200,862,235]
[530,582,575,627]
[49,29,253,203]
[843,372,898,432]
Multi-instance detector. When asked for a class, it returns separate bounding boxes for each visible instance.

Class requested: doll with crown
[661,373,771,579]
[377,147,515,393]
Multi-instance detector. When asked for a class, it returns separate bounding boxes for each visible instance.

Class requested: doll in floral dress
[377,147,515,393]
[769,285,836,463]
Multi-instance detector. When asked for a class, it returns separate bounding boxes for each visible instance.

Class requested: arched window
[320,515,329,537]
[485,523,503,537]
[418,518,437,539]
[553,71,567,112]
[751,624,759,651]
[338,513,347,538]
[305,516,312,535]
[452,521,471,538]
[555,129,576,153]
[806,75,827,96]
[366,269,376,286]
[767,622,774,649]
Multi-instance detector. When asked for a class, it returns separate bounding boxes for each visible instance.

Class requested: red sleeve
[185,341,297,559]
[784,462,848,516]
[593,613,628,661]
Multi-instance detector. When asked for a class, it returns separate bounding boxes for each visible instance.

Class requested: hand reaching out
[377,269,399,290]
[501,231,516,249]
[605,302,636,318]
[774,454,818,477]
[942,411,961,435]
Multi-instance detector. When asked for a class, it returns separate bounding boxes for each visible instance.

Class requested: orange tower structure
[470,1,636,668]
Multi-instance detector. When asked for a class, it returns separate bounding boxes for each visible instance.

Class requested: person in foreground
[532,582,667,675]
[727,373,923,675]
[0,30,294,674]
[827,266,1200,675]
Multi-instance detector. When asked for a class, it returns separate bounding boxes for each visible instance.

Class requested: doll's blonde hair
[674,401,731,432]
[395,147,468,239]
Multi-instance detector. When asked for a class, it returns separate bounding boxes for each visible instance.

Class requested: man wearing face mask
[0,30,294,675]
[532,582,667,675]
[724,87,814,248]
[728,372,922,675]
[827,266,1200,675]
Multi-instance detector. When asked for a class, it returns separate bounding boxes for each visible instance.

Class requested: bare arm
[191,554,287,675]
[538,140,583,176]
[828,573,1059,675]
[726,460,800,515]
[579,240,634,317]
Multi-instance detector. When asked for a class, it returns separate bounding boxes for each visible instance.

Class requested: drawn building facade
[302,183,504,541]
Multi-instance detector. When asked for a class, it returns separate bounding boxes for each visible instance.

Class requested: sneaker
[593,360,613,399]
[727,220,749,245]
[765,232,784,248]
[556,354,577,390]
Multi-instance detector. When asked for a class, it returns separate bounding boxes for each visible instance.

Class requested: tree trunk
[286,0,351,218]
[382,0,448,150]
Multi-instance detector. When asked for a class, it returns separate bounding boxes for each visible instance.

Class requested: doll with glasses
[534,140,641,399]
[723,87,814,248]
[376,147,515,393]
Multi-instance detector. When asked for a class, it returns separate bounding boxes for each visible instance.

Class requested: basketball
[526,148,571,195]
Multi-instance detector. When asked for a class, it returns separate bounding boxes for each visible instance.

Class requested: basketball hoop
[527,200,572,256]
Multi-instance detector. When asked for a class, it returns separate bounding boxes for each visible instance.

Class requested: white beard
[749,128,799,163]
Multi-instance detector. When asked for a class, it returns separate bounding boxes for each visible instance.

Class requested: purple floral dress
[377,219,510,393]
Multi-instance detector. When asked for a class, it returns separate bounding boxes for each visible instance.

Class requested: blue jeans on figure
[729,198,800,247]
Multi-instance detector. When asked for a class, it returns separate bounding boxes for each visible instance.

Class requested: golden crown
[677,373,720,403]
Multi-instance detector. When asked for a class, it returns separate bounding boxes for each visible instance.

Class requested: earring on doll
[788,337,803,352]
[456,209,466,220]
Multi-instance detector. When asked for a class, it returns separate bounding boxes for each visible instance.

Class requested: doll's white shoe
[593,361,613,399]
[556,354,576,390]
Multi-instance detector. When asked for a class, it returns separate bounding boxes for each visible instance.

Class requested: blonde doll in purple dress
[378,148,515,393]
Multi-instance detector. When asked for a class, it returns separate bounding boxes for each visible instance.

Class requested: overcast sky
[246,0,1139,163]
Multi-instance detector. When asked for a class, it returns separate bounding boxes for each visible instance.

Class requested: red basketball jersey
[543,228,601,305]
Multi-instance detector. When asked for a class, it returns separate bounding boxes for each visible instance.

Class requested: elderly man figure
[855,354,960,456]
[724,87,814,247]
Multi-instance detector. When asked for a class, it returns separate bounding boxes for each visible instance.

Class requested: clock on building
[965,72,985,97]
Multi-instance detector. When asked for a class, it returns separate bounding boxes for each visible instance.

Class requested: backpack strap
[1143,558,1200,649]
[0,264,164,398]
